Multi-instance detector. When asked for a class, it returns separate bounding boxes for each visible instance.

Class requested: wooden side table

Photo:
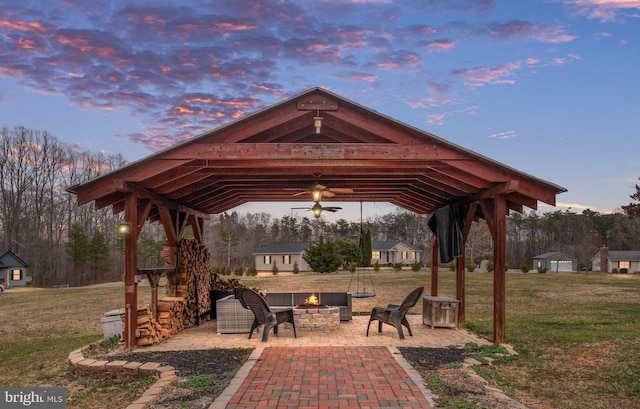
[422,296,459,328]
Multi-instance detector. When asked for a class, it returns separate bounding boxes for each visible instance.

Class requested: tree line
[2,125,640,287]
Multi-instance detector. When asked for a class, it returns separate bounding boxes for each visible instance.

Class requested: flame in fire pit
[304,293,319,305]
[296,293,327,308]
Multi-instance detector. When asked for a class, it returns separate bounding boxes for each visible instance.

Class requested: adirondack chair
[236,287,297,342]
[366,287,424,339]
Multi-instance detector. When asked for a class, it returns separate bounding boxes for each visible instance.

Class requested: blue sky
[1,0,639,221]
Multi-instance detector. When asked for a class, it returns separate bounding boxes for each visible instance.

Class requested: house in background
[253,240,422,273]
[370,241,421,265]
[0,247,29,288]
[591,247,640,273]
[532,251,577,272]
[254,242,310,272]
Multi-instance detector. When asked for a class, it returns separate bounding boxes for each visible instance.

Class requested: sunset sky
[1,0,638,221]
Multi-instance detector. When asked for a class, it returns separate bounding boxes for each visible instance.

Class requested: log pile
[124,305,163,347]
[125,297,187,347]
[167,239,213,328]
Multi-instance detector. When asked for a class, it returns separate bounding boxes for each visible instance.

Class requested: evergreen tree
[88,231,110,284]
[303,235,343,273]
[622,178,640,218]
[66,224,89,282]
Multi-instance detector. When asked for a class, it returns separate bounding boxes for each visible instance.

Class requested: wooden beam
[493,195,507,345]
[457,202,478,329]
[113,179,210,220]
[162,143,470,162]
[430,236,438,296]
[123,192,138,350]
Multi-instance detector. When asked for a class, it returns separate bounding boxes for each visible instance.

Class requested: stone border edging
[68,344,177,409]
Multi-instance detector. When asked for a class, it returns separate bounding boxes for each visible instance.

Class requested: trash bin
[101,309,123,339]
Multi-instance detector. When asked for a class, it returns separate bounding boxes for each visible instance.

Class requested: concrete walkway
[137,315,489,409]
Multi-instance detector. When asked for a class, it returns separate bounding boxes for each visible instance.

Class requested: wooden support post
[430,236,438,296]
[123,192,139,350]
[493,195,507,344]
[458,202,477,330]
[456,246,466,329]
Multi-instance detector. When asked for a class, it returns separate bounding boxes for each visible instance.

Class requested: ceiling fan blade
[327,188,353,194]
[292,191,308,197]
[322,190,336,198]
[290,207,311,210]
[323,206,342,212]
[315,183,327,190]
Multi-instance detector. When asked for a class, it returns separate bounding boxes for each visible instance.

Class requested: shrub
[292,261,299,274]
[245,263,258,277]
[348,261,357,273]
[486,261,494,273]
[373,260,381,272]
[410,260,423,272]
[392,262,403,272]
[620,268,628,274]
[212,263,231,276]
[466,260,476,272]
[611,268,619,274]
[537,266,547,274]
[271,260,278,275]
[520,263,530,273]
[448,262,456,272]
[233,266,244,276]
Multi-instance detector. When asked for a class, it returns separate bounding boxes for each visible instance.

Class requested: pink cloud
[566,0,640,22]
[452,61,522,88]
[489,20,576,43]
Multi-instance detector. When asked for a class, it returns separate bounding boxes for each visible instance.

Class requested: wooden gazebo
[68,87,566,349]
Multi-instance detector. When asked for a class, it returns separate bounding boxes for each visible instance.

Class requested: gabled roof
[0,248,28,268]
[68,87,566,222]
[607,251,640,261]
[372,241,421,251]
[533,251,575,260]
[254,242,310,254]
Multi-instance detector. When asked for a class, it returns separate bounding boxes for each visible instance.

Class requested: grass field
[1,269,638,408]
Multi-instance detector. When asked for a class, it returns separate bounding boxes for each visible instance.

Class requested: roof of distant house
[533,251,575,260]
[254,240,421,255]
[607,250,640,261]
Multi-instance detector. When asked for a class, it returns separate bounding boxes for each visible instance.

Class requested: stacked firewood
[156,296,186,338]
[176,239,213,327]
[211,273,244,290]
[132,305,163,347]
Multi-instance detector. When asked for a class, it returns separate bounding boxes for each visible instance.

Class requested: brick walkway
[224,346,432,409]
[138,315,490,409]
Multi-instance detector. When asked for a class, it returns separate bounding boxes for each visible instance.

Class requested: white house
[0,247,29,288]
[532,251,577,272]
[591,247,640,273]
[254,240,422,272]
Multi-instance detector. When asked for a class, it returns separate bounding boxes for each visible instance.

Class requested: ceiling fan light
[312,202,323,218]
[311,188,323,202]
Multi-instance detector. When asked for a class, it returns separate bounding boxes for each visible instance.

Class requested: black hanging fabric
[427,204,467,264]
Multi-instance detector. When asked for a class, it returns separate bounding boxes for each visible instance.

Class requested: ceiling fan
[291,201,342,218]
[292,173,354,201]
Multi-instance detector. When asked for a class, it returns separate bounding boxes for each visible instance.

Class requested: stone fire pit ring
[290,305,340,331]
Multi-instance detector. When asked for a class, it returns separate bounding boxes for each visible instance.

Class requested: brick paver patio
[137,315,490,408]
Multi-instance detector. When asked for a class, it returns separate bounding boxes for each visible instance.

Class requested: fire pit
[290,293,340,331]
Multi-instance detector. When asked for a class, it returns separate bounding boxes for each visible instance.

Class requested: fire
[304,293,319,306]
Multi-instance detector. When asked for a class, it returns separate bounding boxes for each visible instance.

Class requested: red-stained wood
[66,87,565,349]
[431,236,438,296]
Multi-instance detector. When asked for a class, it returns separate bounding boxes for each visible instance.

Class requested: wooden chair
[366,287,424,339]
[236,287,297,342]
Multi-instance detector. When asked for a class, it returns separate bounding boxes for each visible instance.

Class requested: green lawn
[1,270,638,408]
